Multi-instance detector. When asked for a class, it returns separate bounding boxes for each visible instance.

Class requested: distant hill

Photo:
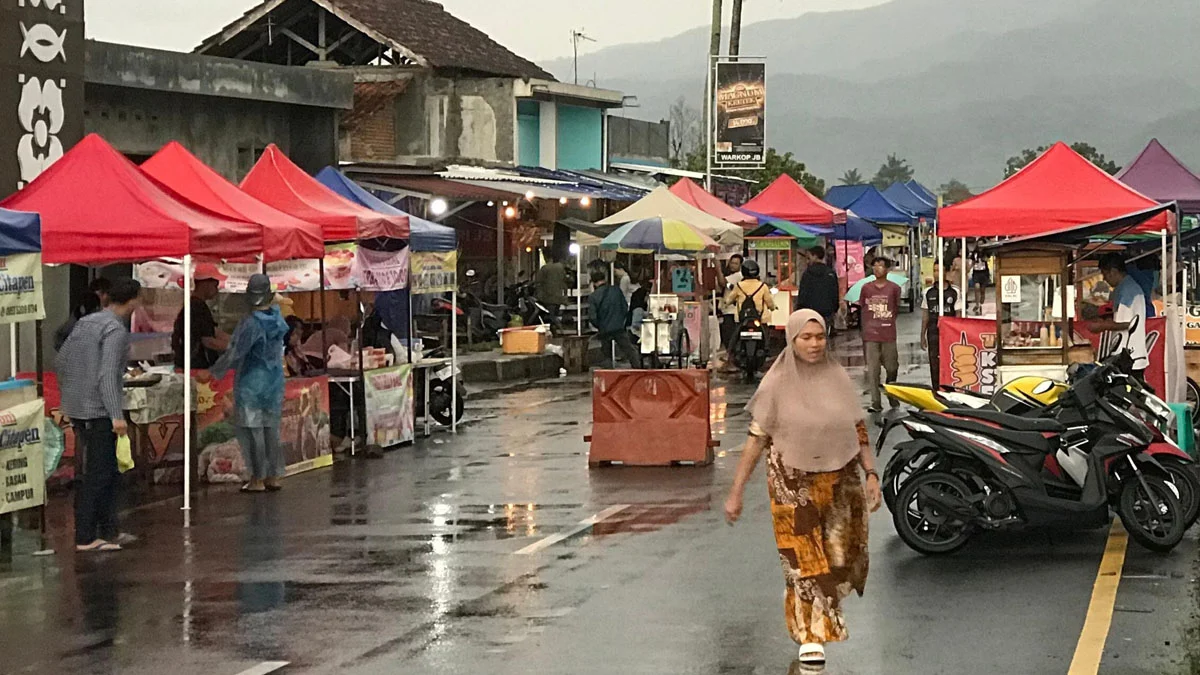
[544,0,1200,191]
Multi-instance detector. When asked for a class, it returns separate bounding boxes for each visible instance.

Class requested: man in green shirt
[535,254,569,317]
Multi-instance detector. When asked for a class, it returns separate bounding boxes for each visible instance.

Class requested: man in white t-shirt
[1089,252,1149,379]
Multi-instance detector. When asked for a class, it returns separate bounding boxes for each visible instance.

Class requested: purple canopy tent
[1116,139,1200,215]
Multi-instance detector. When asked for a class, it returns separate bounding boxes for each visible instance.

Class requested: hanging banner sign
[1077,318,1166,395]
[834,241,865,297]
[880,227,908,248]
[410,251,458,294]
[354,246,409,291]
[714,60,765,166]
[324,243,358,290]
[0,252,44,323]
[135,259,323,294]
[1186,305,1200,347]
[0,398,45,514]
[364,364,414,448]
[747,238,791,251]
[265,259,321,293]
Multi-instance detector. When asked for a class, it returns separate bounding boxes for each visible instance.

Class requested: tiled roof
[335,0,553,79]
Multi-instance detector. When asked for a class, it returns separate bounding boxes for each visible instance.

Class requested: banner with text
[0,398,45,514]
[714,60,766,166]
[0,252,44,323]
[834,241,865,297]
[355,246,410,292]
[410,251,458,294]
[364,364,414,448]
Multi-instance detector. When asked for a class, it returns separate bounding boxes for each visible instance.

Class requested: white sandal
[798,643,825,666]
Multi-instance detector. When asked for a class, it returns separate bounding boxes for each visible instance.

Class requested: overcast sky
[86,0,888,62]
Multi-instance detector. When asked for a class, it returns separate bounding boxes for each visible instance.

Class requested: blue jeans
[235,423,283,480]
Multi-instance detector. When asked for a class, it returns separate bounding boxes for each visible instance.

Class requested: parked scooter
[413,344,465,426]
[733,314,768,384]
[879,361,1200,528]
[882,353,1190,554]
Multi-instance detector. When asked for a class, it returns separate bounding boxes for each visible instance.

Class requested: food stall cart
[992,245,1073,382]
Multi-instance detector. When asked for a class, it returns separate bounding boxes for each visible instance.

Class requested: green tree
[939,179,974,204]
[683,147,826,196]
[871,154,915,189]
[840,168,864,185]
[1005,142,1121,177]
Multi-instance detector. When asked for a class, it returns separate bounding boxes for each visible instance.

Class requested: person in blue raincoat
[211,274,290,493]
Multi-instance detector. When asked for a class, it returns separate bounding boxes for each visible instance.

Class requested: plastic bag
[116,434,135,473]
[42,418,65,477]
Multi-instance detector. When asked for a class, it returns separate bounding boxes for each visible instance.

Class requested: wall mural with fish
[0,0,84,192]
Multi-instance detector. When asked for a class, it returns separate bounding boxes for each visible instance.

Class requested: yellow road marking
[1067,520,1128,675]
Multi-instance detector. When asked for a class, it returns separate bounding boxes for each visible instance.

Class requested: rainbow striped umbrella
[599,217,720,255]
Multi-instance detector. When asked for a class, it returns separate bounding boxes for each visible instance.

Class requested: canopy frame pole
[937,237,945,318]
[451,285,458,435]
[576,245,583,336]
[1162,229,1170,395]
[8,323,15,378]
[496,205,505,306]
[610,262,616,366]
[182,254,193,514]
[960,238,968,317]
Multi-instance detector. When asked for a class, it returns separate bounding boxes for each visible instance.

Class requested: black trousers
[73,418,120,545]
[599,331,642,368]
[927,329,940,388]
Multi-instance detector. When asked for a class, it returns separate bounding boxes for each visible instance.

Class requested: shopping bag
[116,434,135,473]
[43,418,65,477]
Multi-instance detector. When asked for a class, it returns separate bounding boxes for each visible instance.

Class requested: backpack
[740,282,766,321]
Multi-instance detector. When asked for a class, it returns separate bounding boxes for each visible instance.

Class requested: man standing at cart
[58,278,142,552]
[589,269,641,369]
[172,265,229,370]
[1089,252,1150,381]
[861,257,902,413]
[921,263,961,388]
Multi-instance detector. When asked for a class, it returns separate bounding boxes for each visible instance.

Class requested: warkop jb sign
[714,61,765,166]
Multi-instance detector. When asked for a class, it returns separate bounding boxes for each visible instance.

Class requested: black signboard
[714,61,765,167]
[0,0,85,195]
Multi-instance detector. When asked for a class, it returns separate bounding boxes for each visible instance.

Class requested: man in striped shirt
[56,278,141,552]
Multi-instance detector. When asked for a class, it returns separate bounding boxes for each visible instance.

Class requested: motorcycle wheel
[1158,457,1200,529]
[742,342,758,385]
[893,471,975,555]
[883,450,940,513]
[1187,378,1200,436]
[429,386,465,426]
[1118,475,1186,553]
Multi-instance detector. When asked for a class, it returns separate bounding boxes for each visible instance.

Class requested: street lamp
[580,196,591,207]
[430,198,448,216]
[569,242,581,256]
[504,205,517,219]
[525,190,535,201]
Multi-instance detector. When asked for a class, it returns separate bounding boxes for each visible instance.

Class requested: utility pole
[704,0,723,191]
[572,29,596,85]
[729,0,745,58]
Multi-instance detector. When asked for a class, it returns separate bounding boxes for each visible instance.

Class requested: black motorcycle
[733,314,767,384]
[882,354,1187,554]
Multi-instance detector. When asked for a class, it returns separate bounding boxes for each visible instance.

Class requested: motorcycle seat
[929,411,1056,454]
[944,407,1065,433]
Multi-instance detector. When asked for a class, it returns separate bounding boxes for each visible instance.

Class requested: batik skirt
[766,451,870,645]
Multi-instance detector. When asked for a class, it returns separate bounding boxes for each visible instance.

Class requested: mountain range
[542,0,1200,193]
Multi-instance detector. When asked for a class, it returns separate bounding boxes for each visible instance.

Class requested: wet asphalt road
[1,313,1198,675]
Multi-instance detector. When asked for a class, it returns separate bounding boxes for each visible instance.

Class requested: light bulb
[430,198,448,216]
[580,196,591,207]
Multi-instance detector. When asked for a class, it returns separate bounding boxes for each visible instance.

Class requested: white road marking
[514,504,631,555]
[235,662,290,675]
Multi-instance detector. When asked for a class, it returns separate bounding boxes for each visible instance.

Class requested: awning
[825,185,915,225]
[353,175,521,202]
[830,211,883,244]
[0,207,40,255]
[1,134,261,264]
[746,220,824,248]
[981,203,1177,250]
[941,142,1172,237]
[143,141,324,261]
[514,166,649,201]
[906,180,939,205]
[316,167,456,252]
[242,145,409,241]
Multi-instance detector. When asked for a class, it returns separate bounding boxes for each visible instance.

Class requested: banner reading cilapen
[410,251,458,294]
[0,398,45,514]
[0,252,44,323]
[714,60,765,166]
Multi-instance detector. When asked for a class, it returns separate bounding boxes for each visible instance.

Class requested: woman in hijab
[724,309,881,669]
[212,275,290,493]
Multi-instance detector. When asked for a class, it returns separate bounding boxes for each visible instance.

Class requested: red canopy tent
[143,142,324,261]
[241,145,409,242]
[740,174,847,225]
[0,134,260,264]
[668,178,757,227]
[940,142,1173,237]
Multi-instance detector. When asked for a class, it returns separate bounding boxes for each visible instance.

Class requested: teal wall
[556,104,603,170]
[517,100,540,167]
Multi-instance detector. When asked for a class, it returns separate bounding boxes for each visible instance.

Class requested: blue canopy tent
[315,167,456,252]
[906,180,939,205]
[0,206,41,255]
[830,211,882,244]
[824,185,915,225]
[883,183,937,220]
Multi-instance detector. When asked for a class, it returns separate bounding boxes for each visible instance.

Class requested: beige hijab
[746,309,865,472]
